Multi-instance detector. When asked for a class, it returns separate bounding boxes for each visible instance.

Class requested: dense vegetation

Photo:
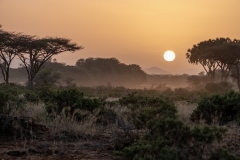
[0,83,239,159]
[191,91,240,125]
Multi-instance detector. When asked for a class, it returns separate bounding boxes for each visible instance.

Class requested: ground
[0,116,121,160]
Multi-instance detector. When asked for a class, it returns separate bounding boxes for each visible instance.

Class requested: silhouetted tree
[18,36,82,88]
[187,75,209,89]
[34,68,61,87]
[186,38,236,81]
[75,58,146,87]
[205,40,240,81]
[223,44,240,90]
[0,29,21,84]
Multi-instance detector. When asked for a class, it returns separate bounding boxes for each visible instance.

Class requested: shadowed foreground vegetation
[0,83,240,159]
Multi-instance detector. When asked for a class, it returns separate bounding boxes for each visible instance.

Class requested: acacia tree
[200,41,240,90]
[221,43,240,90]
[0,29,21,84]
[18,36,83,87]
[186,38,234,81]
[205,39,240,81]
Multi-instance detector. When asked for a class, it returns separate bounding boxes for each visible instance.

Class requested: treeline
[75,57,146,87]
[1,58,237,90]
[0,58,147,88]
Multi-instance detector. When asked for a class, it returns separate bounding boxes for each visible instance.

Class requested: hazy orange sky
[1,0,240,74]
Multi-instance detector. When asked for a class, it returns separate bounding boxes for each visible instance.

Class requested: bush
[118,118,226,160]
[34,68,61,87]
[190,90,240,125]
[24,90,40,104]
[209,148,240,160]
[0,83,25,116]
[119,93,177,129]
[96,107,117,126]
[205,81,233,93]
[43,88,104,117]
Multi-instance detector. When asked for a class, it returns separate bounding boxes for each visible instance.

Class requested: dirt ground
[0,133,119,160]
[0,118,121,160]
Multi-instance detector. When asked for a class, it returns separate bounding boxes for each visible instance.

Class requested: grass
[1,90,240,159]
[175,101,197,123]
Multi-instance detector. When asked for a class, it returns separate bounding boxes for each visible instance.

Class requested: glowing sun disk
[164,51,175,61]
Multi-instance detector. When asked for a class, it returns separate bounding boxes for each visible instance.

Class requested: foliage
[42,88,104,117]
[17,36,82,88]
[0,83,25,115]
[34,68,61,87]
[191,90,240,125]
[0,83,236,159]
[117,94,228,159]
[119,93,177,129]
[0,27,82,87]
[205,81,233,93]
[147,74,189,89]
[118,118,227,160]
[186,38,240,90]
[24,90,40,104]
[0,29,21,83]
[186,38,240,81]
[154,83,168,91]
[75,57,146,87]
[187,74,209,90]
[161,87,207,103]
[95,107,117,126]
[208,43,240,83]
[209,148,240,160]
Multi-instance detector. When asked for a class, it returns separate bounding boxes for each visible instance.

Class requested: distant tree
[198,71,205,76]
[63,77,76,87]
[75,57,146,87]
[75,58,85,66]
[0,29,22,84]
[186,38,236,81]
[187,75,209,90]
[205,81,233,93]
[18,36,83,88]
[34,68,61,87]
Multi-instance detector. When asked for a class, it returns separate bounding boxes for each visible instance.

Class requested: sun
[164,50,175,61]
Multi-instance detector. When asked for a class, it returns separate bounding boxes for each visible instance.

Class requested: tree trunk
[0,64,10,84]
[5,65,10,84]
[27,75,34,89]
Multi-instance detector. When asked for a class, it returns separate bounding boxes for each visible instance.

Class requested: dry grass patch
[175,101,197,123]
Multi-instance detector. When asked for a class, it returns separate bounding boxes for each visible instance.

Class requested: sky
[1,0,240,74]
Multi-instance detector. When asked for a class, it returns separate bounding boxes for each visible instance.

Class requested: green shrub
[0,83,25,116]
[191,90,240,125]
[43,88,104,117]
[24,90,40,104]
[119,93,177,129]
[209,148,240,160]
[34,68,61,87]
[118,118,226,160]
[95,107,117,126]
[205,81,233,93]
